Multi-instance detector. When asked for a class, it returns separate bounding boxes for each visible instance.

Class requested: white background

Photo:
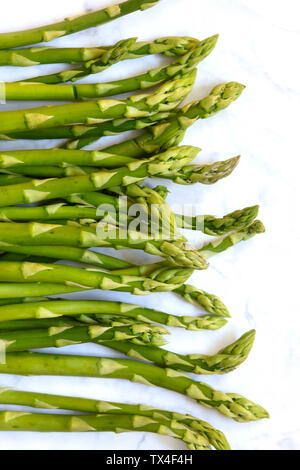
[0,0,299,450]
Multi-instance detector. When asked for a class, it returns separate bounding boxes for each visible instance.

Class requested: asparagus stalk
[0,388,230,450]
[0,220,262,316]
[101,82,246,157]
[175,205,259,235]
[0,316,92,331]
[103,330,256,374]
[0,222,208,269]
[0,351,269,422]
[0,324,169,352]
[0,199,259,237]
[0,219,262,318]
[18,37,138,84]
[0,284,228,331]
[0,145,201,207]
[156,156,240,185]
[1,81,243,149]
[0,260,195,295]
[0,112,173,143]
[0,157,240,189]
[0,148,170,169]
[0,156,240,188]
[18,35,201,85]
[199,221,266,258]
[0,410,209,449]
[4,37,217,101]
[0,70,195,135]
[0,36,199,67]
[0,175,31,186]
[0,319,249,374]
[0,410,213,449]
[0,245,133,271]
[0,183,180,240]
[0,283,86,299]
[0,0,161,49]
[0,297,50,307]
[0,299,226,331]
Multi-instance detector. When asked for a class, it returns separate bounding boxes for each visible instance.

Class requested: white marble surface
[0,0,299,451]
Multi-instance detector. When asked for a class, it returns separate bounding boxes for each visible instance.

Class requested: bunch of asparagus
[0,0,268,450]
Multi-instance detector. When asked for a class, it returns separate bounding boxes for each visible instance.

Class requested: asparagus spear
[18,35,201,85]
[18,37,138,84]
[0,80,243,149]
[0,157,240,188]
[0,0,161,49]
[101,82,246,157]
[0,219,262,317]
[0,156,240,187]
[0,183,180,240]
[0,297,49,307]
[156,156,240,185]
[0,410,212,449]
[0,283,228,331]
[0,199,259,237]
[0,351,269,422]
[0,245,133,271]
[0,70,195,135]
[0,388,230,450]
[4,37,217,101]
[0,283,86,299]
[0,299,226,331]
[0,112,173,143]
[0,36,199,67]
[2,323,252,374]
[103,330,256,374]
[0,148,173,169]
[0,219,263,315]
[0,410,209,449]
[0,316,93,331]
[0,175,31,186]
[0,145,201,206]
[0,324,169,352]
[0,260,195,295]
[175,205,259,235]
[0,223,208,269]
[199,221,266,258]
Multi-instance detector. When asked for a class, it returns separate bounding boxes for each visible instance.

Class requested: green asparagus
[199,221,266,258]
[0,157,240,188]
[1,81,243,149]
[0,146,201,206]
[0,324,168,352]
[0,221,208,269]
[0,260,195,295]
[103,329,256,374]
[18,35,201,85]
[0,70,195,135]
[0,299,227,331]
[0,199,259,237]
[4,37,217,100]
[0,351,269,422]
[0,36,199,67]
[0,0,161,49]
[0,410,211,449]
[99,82,246,157]
[0,387,230,450]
